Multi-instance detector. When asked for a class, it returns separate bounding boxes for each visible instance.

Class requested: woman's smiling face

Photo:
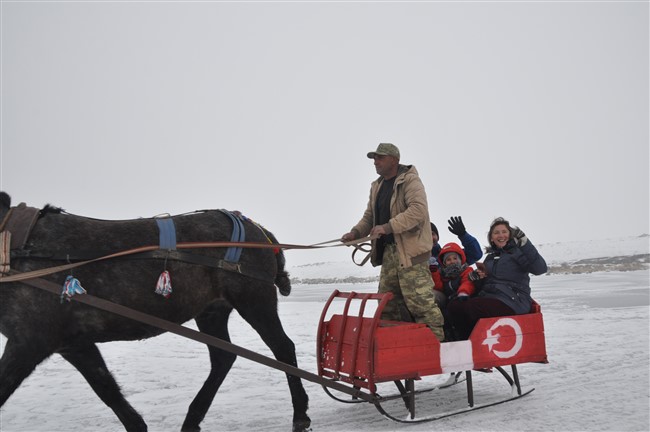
[490,223,511,249]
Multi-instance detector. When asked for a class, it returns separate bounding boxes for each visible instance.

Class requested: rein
[0,237,372,283]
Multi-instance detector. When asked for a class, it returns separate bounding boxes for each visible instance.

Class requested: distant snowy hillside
[535,234,649,264]
[288,235,650,284]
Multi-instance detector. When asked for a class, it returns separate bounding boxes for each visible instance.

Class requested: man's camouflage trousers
[378,243,445,341]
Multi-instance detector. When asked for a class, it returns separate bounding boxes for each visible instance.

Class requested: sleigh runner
[317,290,548,421]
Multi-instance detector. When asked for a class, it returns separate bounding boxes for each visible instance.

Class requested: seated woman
[447,217,548,340]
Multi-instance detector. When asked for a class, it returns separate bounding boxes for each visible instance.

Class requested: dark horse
[0,192,310,431]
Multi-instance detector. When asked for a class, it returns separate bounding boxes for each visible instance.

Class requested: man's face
[373,155,398,178]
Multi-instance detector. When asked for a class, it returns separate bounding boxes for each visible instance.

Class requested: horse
[0,192,310,432]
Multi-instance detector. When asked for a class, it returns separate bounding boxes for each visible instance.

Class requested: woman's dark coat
[476,240,548,314]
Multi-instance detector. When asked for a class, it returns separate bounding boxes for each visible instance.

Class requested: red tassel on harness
[155,270,172,298]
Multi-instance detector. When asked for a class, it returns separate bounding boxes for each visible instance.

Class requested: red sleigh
[316,290,548,422]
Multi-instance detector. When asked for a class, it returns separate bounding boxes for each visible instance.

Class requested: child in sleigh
[431,242,479,341]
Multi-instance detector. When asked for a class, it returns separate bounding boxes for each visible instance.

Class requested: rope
[0,237,373,283]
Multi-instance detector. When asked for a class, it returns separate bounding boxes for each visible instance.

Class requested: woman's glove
[512,227,528,246]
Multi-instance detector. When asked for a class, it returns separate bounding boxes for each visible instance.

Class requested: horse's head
[0,192,11,223]
[0,192,10,208]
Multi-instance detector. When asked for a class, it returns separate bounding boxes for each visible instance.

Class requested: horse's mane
[0,193,63,217]
[41,204,64,216]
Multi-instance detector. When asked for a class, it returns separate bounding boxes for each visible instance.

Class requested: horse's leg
[232,290,311,432]
[181,302,236,432]
[0,339,52,406]
[59,343,147,432]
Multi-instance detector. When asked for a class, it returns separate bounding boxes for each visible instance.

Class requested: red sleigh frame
[316,290,548,422]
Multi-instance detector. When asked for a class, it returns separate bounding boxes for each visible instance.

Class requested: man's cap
[367,143,400,160]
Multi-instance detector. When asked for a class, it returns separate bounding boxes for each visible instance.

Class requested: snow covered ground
[1,236,649,432]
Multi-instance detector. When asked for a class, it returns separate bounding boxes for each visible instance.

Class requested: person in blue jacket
[430,216,483,306]
[447,217,548,340]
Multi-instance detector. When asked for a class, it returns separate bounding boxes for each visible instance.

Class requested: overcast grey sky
[1,1,648,266]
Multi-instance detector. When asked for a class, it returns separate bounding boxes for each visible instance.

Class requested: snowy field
[1,239,649,432]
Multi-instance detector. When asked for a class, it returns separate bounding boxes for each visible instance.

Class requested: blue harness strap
[218,209,245,263]
[155,217,177,250]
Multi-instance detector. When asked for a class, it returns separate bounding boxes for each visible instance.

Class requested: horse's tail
[274,249,292,296]
[259,227,291,296]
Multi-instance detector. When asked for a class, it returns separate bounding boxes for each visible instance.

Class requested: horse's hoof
[292,419,312,432]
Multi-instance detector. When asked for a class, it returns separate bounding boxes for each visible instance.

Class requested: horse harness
[0,203,41,274]
[0,205,277,284]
